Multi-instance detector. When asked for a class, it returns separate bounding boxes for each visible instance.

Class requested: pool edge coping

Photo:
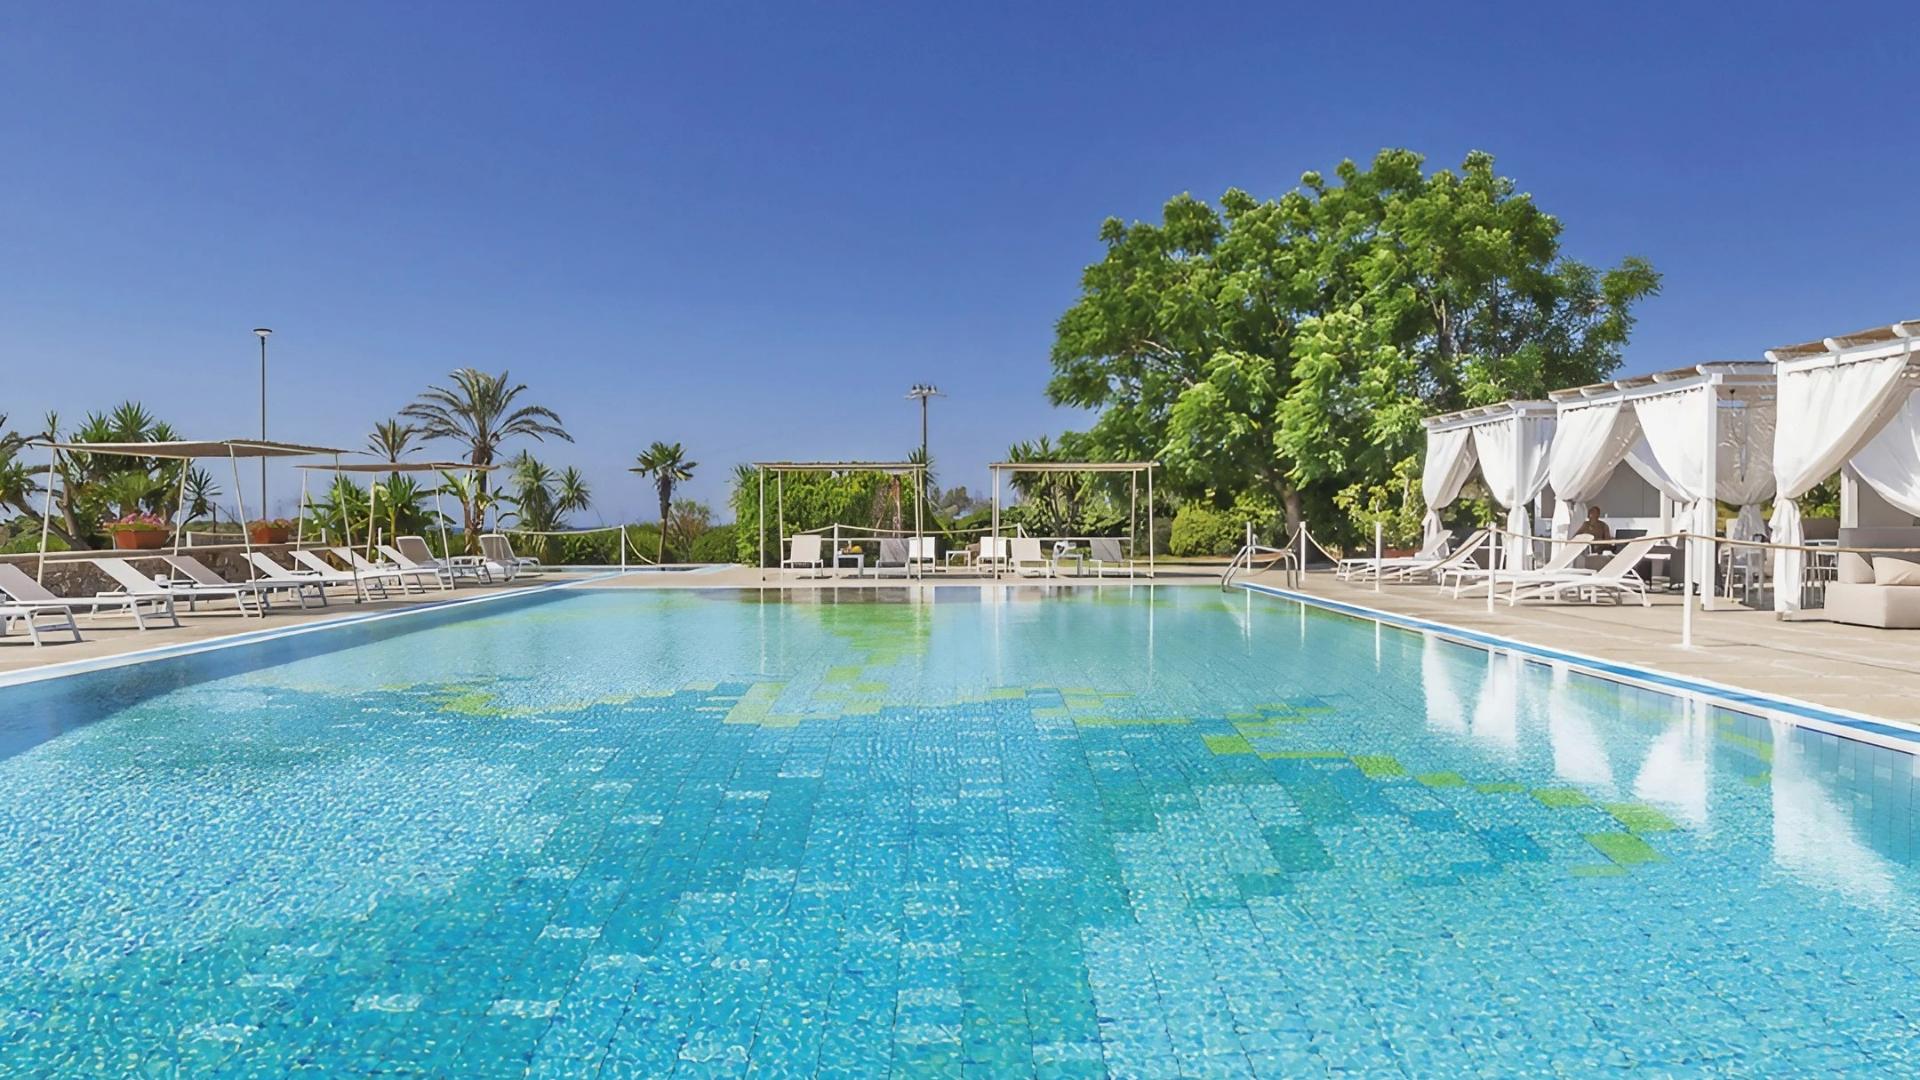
[0,572,622,691]
[1237,580,1920,758]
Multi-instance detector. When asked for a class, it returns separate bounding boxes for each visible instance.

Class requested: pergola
[986,460,1157,578]
[32,439,351,581]
[753,461,926,579]
[294,459,494,559]
[1421,402,1557,569]
[1765,319,1920,611]
[1546,362,1776,601]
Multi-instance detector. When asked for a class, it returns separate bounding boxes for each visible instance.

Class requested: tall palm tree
[368,419,417,463]
[556,467,592,521]
[630,441,696,563]
[402,369,570,550]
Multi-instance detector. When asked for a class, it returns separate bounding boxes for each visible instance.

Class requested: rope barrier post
[1297,520,1307,585]
[1487,528,1497,613]
[1373,521,1383,594]
[1681,530,1694,648]
[620,524,627,572]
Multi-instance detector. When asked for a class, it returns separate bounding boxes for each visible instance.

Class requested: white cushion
[1871,557,1920,586]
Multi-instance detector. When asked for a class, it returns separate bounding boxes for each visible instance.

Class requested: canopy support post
[35,448,57,584]
[1146,465,1155,579]
[172,459,189,556]
[757,467,766,582]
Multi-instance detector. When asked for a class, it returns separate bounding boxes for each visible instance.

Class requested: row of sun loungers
[780,534,1137,578]
[0,534,536,647]
[1336,529,1657,607]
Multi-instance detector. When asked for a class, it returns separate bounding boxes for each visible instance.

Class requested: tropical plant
[0,414,50,528]
[181,468,221,525]
[369,474,442,547]
[401,369,570,550]
[630,441,696,563]
[1048,149,1659,546]
[368,419,418,463]
[304,477,372,547]
[45,403,184,548]
[664,499,712,561]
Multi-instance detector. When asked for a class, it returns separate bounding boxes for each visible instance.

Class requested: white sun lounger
[977,536,1011,572]
[907,537,937,572]
[1011,537,1054,578]
[1337,532,1450,581]
[782,534,826,577]
[163,554,304,611]
[333,547,438,593]
[246,552,359,605]
[1441,538,1589,598]
[290,548,399,596]
[94,557,246,618]
[0,602,82,646]
[875,537,912,578]
[0,562,172,632]
[1508,538,1659,607]
[391,537,485,586]
[1382,531,1491,584]
[479,533,538,572]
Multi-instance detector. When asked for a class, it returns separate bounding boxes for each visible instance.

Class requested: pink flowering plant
[104,511,170,533]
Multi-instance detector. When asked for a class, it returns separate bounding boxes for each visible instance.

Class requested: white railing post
[1681,530,1694,648]
[1373,521,1383,593]
[1297,520,1308,584]
[1487,528,1497,612]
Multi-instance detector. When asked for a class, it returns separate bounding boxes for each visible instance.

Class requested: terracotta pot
[1382,546,1417,558]
[249,525,291,545]
[111,529,168,551]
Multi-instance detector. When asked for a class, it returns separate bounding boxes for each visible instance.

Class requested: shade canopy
[1764,320,1920,611]
[38,438,351,459]
[987,460,1159,473]
[1422,402,1557,568]
[295,460,500,473]
[752,461,924,473]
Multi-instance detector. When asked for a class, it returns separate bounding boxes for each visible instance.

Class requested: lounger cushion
[1872,557,1920,587]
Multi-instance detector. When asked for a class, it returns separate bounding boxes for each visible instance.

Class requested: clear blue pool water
[0,585,1917,1076]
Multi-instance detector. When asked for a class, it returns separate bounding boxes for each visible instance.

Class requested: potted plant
[248,518,294,545]
[104,512,171,551]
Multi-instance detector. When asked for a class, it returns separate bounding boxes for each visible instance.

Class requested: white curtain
[1420,427,1478,545]
[1771,353,1916,611]
[1547,402,1639,538]
[1848,389,1920,518]
[1472,415,1554,569]
[1719,398,1777,543]
[1634,390,1717,587]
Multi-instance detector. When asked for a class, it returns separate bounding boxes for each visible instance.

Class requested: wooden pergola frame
[986,460,1158,579]
[753,461,926,581]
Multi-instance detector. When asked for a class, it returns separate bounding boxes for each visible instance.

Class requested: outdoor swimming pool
[0,585,1916,1075]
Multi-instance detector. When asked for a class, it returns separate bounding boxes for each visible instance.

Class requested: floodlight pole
[254,328,272,519]
[906,385,943,469]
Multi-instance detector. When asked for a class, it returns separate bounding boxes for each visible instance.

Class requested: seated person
[1571,506,1613,542]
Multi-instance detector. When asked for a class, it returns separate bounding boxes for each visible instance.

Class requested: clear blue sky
[3,3,1913,521]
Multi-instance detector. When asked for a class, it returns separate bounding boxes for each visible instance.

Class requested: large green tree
[1048,149,1659,545]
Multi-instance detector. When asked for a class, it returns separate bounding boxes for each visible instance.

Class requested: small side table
[834,553,866,578]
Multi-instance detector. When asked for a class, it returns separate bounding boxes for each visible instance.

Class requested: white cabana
[1547,362,1776,597]
[1421,402,1556,569]
[1765,321,1920,612]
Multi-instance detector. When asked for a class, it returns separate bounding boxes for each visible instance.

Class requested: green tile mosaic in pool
[1,585,1917,1076]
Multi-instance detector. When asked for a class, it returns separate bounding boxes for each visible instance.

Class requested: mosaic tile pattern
[0,586,1917,1075]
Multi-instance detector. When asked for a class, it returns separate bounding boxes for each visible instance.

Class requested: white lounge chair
[1338,532,1450,581]
[908,536,938,573]
[1441,537,1589,599]
[1508,538,1659,607]
[397,536,490,585]
[978,536,1011,572]
[0,562,172,631]
[291,548,399,596]
[480,533,538,572]
[93,558,237,619]
[1011,537,1054,578]
[332,547,439,593]
[1,602,82,646]
[378,543,457,590]
[163,554,305,611]
[875,537,912,578]
[782,534,826,577]
[1383,531,1491,584]
[246,552,366,604]
[1087,537,1133,578]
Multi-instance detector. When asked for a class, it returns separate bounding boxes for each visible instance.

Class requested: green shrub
[689,524,737,564]
[1168,504,1241,557]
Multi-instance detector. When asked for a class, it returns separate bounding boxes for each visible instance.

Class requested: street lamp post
[254,328,272,517]
[905,383,943,464]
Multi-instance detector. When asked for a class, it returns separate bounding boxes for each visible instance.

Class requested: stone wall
[0,544,311,597]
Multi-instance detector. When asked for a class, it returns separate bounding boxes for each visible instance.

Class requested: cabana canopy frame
[1764,320,1920,613]
[1421,402,1556,570]
[31,438,352,583]
[753,461,926,580]
[986,461,1158,579]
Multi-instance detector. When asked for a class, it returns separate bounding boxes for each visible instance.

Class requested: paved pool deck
[1245,567,1920,726]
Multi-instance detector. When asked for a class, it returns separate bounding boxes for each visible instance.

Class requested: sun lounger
[394,537,488,585]
[332,547,439,593]
[782,534,825,577]
[479,533,538,572]
[94,557,243,619]
[290,548,398,596]
[1011,537,1054,578]
[978,537,1011,572]
[1381,531,1490,584]
[1441,537,1589,598]
[1087,537,1133,578]
[163,554,303,611]
[0,562,172,631]
[246,552,358,605]
[0,603,82,646]
[1507,538,1659,606]
[875,537,912,578]
[1338,533,1450,581]
[908,537,937,572]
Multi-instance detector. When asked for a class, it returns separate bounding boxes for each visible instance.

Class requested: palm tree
[368,419,417,463]
[630,441,696,563]
[556,467,591,521]
[402,369,570,550]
